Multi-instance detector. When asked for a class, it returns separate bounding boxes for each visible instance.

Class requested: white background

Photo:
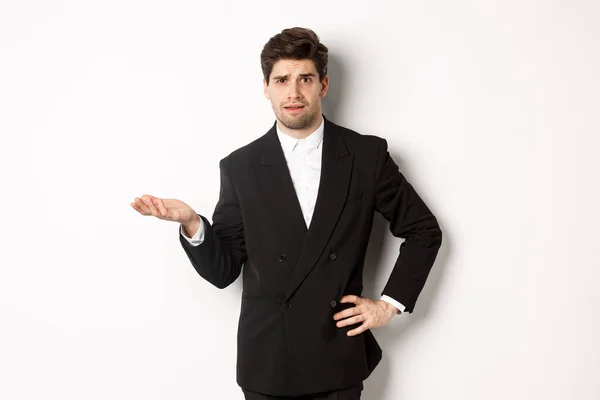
[1,1,599,399]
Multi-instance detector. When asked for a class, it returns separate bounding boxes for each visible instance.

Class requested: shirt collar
[276,116,325,154]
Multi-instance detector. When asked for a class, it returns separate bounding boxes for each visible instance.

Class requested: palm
[130,195,195,224]
[156,198,187,220]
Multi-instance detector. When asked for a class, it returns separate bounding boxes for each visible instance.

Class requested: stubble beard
[276,104,319,131]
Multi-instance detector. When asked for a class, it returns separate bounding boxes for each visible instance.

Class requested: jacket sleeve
[179,157,247,289]
[374,138,443,313]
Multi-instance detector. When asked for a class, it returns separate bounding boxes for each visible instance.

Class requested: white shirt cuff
[180,217,205,246]
[380,295,406,314]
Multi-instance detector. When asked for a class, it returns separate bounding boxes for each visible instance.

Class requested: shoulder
[326,118,388,154]
[218,124,274,170]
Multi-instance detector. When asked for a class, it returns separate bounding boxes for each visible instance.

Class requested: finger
[130,202,146,214]
[347,322,370,337]
[141,194,154,206]
[133,197,150,215]
[340,295,362,305]
[336,314,364,328]
[333,306,361,321]
[152,198,169,218]
[142,195,160,217]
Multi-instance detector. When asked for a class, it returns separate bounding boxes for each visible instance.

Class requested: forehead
[270,58,318,77]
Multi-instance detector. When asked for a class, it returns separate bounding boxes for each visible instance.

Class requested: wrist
[378,300,399,315]
[182,214,200,237]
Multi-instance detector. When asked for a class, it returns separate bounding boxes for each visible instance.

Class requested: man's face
[263,58,329,133]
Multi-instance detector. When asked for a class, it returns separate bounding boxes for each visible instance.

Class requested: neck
[277,114,323,139]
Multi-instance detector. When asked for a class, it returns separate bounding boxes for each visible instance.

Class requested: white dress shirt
[181,116,406,314]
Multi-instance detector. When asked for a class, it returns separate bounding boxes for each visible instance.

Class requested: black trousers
[242,383,364,400]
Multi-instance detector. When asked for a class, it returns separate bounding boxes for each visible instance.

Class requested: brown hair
[261,27,328,85]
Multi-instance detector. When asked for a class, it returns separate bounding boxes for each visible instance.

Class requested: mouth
[283,104,305,114]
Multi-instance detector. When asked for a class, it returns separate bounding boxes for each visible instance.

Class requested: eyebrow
[272,72,317,80]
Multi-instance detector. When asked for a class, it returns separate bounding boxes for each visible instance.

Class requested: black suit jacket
[179,116,442,396]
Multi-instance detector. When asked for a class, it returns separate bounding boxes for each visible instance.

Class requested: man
[131,27,442,400]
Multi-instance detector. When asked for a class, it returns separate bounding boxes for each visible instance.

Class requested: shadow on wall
[321,52,345,121]
[362,209,451,399]
[322,51,452,400]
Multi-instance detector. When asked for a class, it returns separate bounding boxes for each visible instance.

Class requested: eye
[301,77,311,83]
[277,78,286,83]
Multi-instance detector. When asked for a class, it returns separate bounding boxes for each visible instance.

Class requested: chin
[278,110,317,130]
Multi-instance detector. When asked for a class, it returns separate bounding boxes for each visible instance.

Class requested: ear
[263,78,271,100]
[319,75,329,98]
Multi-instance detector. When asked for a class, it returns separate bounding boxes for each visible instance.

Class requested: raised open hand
[130,194,197,225]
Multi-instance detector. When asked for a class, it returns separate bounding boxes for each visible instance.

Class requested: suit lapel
[256,122,308,243]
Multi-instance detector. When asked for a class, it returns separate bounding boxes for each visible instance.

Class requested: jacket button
[329,253,337,260]
[279,254,287,262]
[330,300,337,307]
[283,302,292,309]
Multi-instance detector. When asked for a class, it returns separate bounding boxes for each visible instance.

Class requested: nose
[288,81,301,100]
